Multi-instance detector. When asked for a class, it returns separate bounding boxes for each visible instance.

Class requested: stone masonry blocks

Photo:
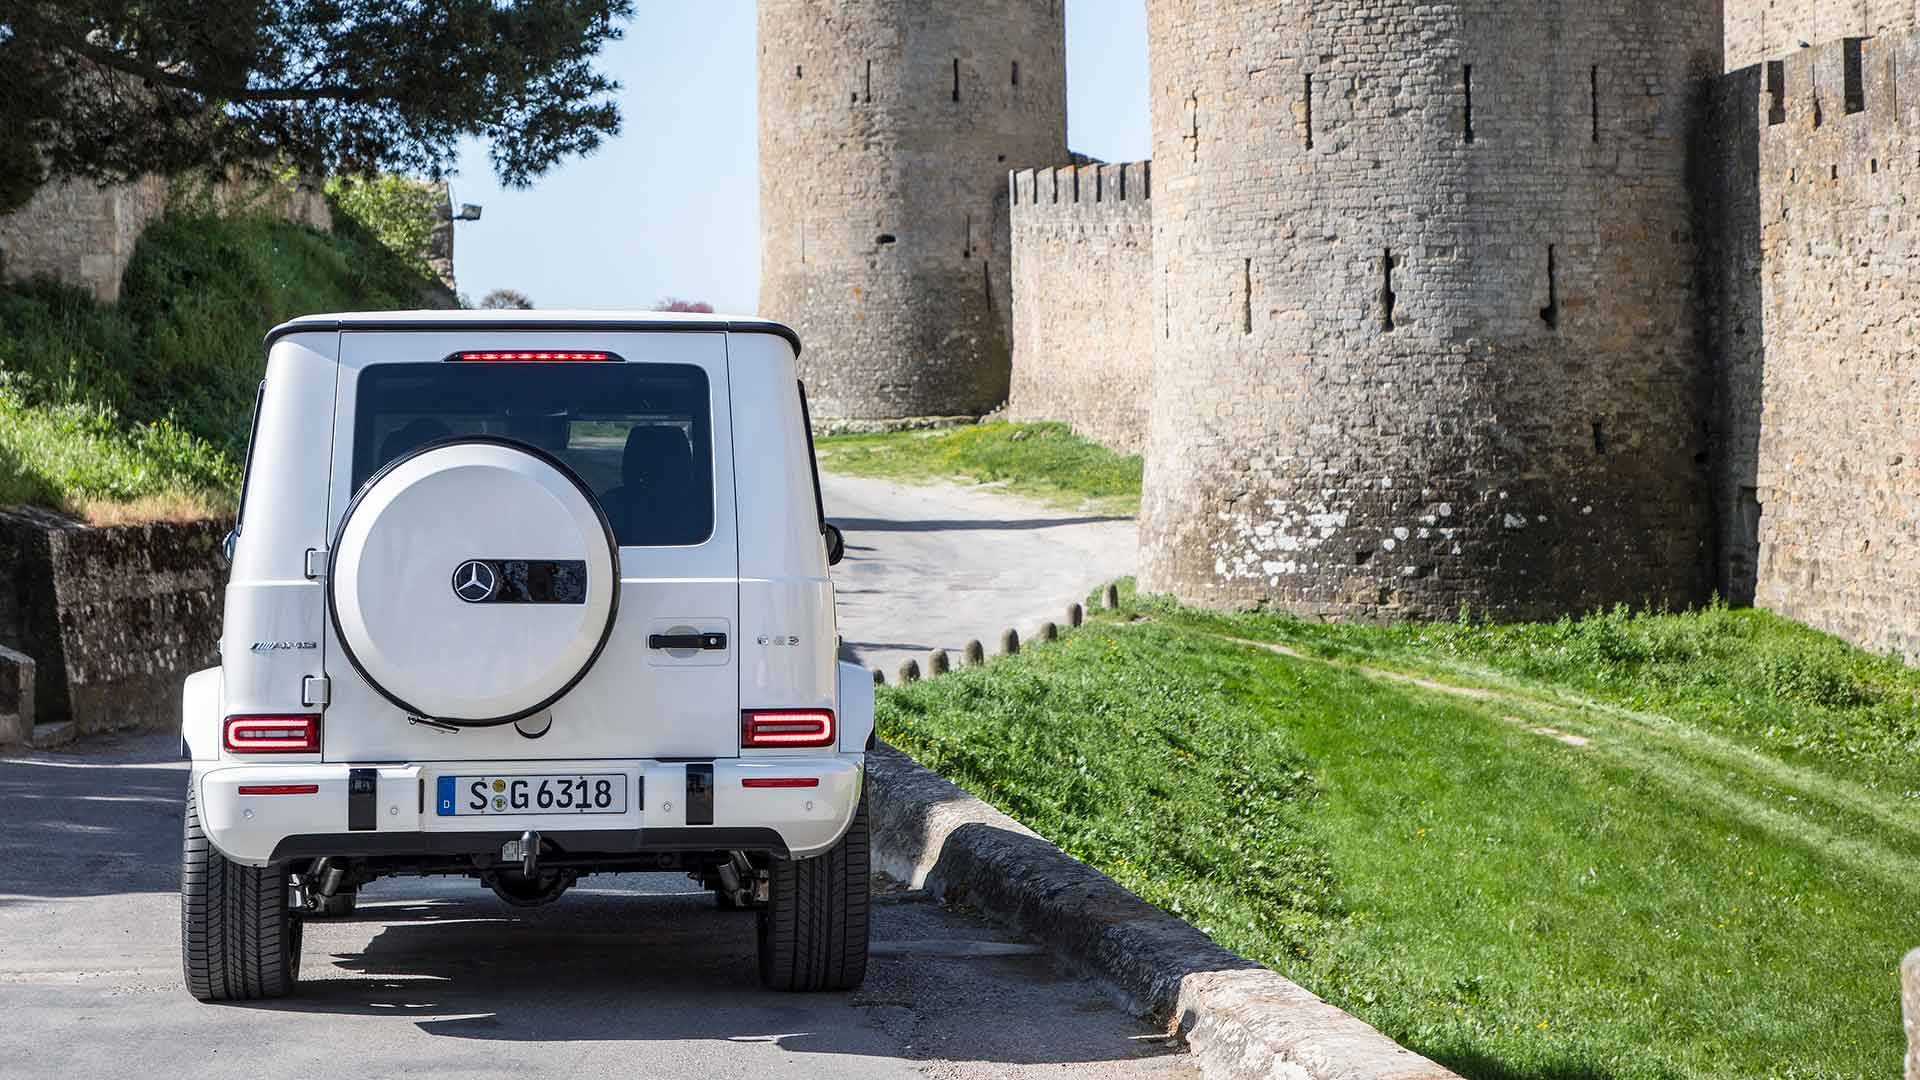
[1006,162,1154,453]
[1136,0,1721,621]
[1724,1,1918,71]
[0,170,331,303]
[1700,32,1920,660]
[0,508,224,738]
[0,646,33,746]
[757,0,1068,422]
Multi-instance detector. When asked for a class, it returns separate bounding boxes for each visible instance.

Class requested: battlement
[1724,0,1918,71]
[1741,29,1920,137]
[1008,162,1151,208]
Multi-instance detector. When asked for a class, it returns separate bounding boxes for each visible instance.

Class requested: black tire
[757,788,870,992]
[180,787,302,1002]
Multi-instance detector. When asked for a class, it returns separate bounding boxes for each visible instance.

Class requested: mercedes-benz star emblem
[452,560,497,603]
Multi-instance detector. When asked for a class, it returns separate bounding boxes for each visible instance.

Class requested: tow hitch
[484,832,577,907]
[501,830,541,877]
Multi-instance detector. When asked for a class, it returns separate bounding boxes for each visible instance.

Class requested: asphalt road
[821,472,1138,679]
[0,483,1179,1079]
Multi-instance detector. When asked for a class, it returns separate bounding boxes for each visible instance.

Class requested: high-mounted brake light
[451,351,614,362]
[741,709,836,749]
[223,715,321,753]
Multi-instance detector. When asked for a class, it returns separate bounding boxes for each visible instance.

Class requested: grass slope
[878,588,1920,1080]
[0,212,425,519]
[814,421,1142,513]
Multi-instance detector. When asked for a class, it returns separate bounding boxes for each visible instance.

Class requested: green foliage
[0,125,46,218]
[2,1,631,213]
[0,212,424,518]
[0,381,236,514]
[880,592,1920,1080]
[815,421,1142,512]
[325,175,444,278]
[1178,597,1920,771]
[480,288,535,310]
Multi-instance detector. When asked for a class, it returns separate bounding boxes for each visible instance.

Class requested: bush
[324,174,444,278]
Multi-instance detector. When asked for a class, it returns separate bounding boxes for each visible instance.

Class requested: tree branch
[57,32,393,104]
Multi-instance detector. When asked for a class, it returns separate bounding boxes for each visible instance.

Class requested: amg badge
[249,641,317,653]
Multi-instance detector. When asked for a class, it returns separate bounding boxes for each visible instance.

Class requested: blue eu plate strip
[436,775,456,816]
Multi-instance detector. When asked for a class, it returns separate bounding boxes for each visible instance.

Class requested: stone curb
[1903,948,1919,1080]
[866,742,1462,1080]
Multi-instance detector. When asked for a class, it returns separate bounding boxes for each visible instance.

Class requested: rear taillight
[741,777,820,788]
[237,784,320,796]
[223,715,320,753]
[450,351,614,362]
[741,709,836,749]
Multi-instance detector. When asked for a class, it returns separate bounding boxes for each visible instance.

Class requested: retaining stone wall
[0,647,32,746]
[0,170,330,303]
[0,509,224,738]
[1006,162,1154,454]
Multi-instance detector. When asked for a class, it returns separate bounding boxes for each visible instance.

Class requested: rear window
[353,361,714,547]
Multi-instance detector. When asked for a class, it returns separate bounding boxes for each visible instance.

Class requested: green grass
[878,588,1920,1080]
[814,421,1142,513]
[0,210,427,520]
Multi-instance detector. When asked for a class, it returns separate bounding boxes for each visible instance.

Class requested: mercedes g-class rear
[180,311,871,1001]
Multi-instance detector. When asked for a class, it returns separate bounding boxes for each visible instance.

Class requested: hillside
[0,211,429,522]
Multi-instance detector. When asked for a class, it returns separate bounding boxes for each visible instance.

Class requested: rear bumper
[194,756,863,867]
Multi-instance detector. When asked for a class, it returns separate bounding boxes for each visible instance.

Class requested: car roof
[265,309,800,354]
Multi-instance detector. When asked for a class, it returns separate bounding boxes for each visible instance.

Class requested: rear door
[320,330,740,762]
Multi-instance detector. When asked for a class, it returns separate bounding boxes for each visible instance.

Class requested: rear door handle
[648,633,728,651]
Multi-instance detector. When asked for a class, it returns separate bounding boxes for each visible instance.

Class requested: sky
[447,0,1151,313]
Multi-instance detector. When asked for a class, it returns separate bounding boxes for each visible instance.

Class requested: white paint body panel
[322,329,740,763]
[219,333,336,721]
[730,331,838,732]
[181,667,223,760]
[194,755,863,866]
[190,313,863,864]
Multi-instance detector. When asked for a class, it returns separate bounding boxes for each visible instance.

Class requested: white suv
[180,310,872,1000]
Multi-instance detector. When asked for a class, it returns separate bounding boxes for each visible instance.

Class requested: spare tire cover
[329,438,619,725]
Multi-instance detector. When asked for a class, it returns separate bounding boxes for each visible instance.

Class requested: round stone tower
[1140,0,1721,620]
[757,0,1067,422]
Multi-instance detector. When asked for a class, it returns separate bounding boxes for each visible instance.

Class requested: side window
[233,379,267,536]
[797,379,827,535]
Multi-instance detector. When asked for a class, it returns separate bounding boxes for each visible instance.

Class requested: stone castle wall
[1133,0,1720,620]
[1703,33,1920,658]
[757,0,1068,422]
[0,170,331,303]
[769,0,1920,659]
[1724,0,1917,70]
[1006,162,1154,454]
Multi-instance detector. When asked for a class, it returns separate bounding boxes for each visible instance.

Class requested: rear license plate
[436,774,627,816]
